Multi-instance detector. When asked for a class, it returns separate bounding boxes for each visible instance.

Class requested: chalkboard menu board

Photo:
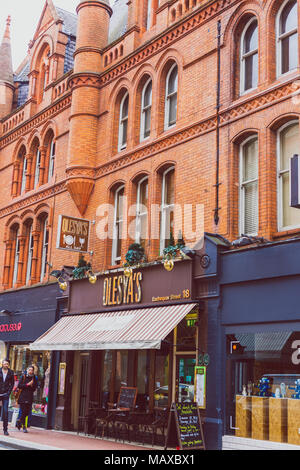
[118,387,137,409]
[165,402,205,450]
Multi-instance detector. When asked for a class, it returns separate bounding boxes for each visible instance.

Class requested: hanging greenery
[124,243,146,266]
[163,230,186,259]
[72,254,92,279]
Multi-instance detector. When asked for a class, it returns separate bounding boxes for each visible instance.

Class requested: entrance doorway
[175,355,196,403]
[71,352,91,431]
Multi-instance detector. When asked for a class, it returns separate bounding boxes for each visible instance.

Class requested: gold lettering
[123,275,129,304]
[135,272,142,303]
[117,276,123,305]
[107,277,112,305]
[112,276,118,305]
[127,275,134,304]
[103,278,108,306]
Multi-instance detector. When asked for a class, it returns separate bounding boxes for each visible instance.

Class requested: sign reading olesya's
[102,270,191,307]
[103,272,142,306]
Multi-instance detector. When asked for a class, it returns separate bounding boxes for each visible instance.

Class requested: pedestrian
[16,365,38,433]
[0,358,15,436]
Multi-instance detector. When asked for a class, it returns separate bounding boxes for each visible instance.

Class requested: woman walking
[16,365,38,433]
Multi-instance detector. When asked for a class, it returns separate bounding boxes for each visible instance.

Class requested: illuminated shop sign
[0,322,22,333]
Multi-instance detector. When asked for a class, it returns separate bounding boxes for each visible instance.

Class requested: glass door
[175,355,196,403]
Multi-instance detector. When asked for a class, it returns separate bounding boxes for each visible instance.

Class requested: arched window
[239,136,259,235]
[160,167,175,253]
[140,79,152,141]
[165,64,178,130]
[34,147,41,189]
[40,217,49,281]
[20,154,27,194]
[48,138,56,181]
[118,93,129,152]
[12,227,20,287]
[146,0,152,30]
[277,0,298,76]
[25,223,34,284]
[240,18,258,94]
[136,177,148,248]
[278,121,300,230]
[112,185,125,265]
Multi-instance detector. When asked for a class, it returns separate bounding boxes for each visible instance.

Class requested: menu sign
[56,215,90,253]
[118,386,137,409]
[165,402,205,450]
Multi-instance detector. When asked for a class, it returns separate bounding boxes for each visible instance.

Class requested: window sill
[273,227,300,239]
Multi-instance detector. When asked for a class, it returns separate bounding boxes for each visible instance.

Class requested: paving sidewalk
[0,424,157,450]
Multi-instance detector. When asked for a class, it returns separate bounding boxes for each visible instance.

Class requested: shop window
[277,0,298,76]
[118,92,129,152]
[114,351,128,401]
[155,346,170,408]
[160,167,175,254]
[140,79,152,141]
[278,121,300,231]
[9,345,51,417]
[239,136,258,235]
[112,185,125,265]
[164,64,178,130]
[136,351,150,410]
[101,350,113,408]
[135,177,148,248]
[226,331,300,444]
[240,18,258,94]
[176,316,197,352]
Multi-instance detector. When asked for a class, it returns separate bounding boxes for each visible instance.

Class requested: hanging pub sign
[56,215,90,253]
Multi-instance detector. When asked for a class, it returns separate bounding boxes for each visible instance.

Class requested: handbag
[14,375,25,404]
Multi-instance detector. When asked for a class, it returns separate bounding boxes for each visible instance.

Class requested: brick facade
[0,0,299,291]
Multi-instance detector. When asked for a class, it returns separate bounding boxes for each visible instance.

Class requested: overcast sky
[0,0,113,70]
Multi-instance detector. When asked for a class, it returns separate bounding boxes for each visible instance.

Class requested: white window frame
[276,0,298,78]
[112,185,125,265]
[160,167,175,254]
[12,230,20,287]
[140,79,152,142]
[20,157,27,194]
[164,64,178,131]
[240,17,258,95]
[40,218,49,281]
[26,225,34,284]
[34,148,41,188]
[135,176,148,244]
[118,93,129,152]
[277,120,300,231]
[48,139,55,181]
[146,0,152,30]
[239,136,259,236]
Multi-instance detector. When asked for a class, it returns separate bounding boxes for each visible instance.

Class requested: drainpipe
[214,20,222,226]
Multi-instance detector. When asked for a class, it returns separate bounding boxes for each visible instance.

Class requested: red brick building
[0,0,299,448]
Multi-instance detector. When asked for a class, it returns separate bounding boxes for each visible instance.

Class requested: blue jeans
[0,396,9,431]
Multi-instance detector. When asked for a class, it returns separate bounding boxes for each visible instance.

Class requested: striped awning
[30,303,197,351]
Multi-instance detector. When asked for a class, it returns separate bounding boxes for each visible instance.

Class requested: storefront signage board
[164,402,205,450]
[68,260,193,313]
[56,215,90,253]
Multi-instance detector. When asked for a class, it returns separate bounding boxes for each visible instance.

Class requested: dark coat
[0,368,15,398]
[17,374,38,404]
